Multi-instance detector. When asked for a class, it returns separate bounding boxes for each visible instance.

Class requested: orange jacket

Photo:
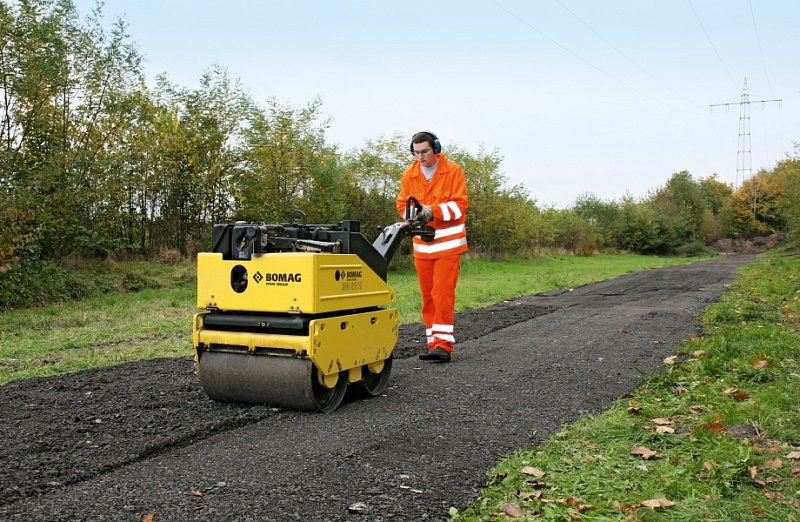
[395,153,468,259]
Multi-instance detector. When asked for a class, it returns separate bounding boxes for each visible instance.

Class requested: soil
[0,254,754,521]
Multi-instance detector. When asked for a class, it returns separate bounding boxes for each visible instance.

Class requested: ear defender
[410,131,442,154]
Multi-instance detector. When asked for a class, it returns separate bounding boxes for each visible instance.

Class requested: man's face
[412,142,437,168]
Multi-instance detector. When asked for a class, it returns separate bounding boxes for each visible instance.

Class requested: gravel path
[0,255,754,521]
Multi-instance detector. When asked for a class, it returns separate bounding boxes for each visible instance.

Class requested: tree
[236,97,334,224]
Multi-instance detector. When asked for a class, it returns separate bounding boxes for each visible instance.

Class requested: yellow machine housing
[192,212,424,412]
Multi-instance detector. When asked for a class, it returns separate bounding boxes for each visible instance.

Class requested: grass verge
[450,249,800,521]
[0,253,704,385]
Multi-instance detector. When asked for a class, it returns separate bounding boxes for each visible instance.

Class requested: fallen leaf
[663,355,677,365]
[703,460,716,470]
[674,385,688,395]
[503,502,522,516]
[626,406,642,414]
[521,466,545,478]
[612,500,638,513]
[519,490,542,500]
[582,456,598,463]
[760,458,783,470]
[723,388,750,401]
[190,490,204,497]
[640,498,675,509]
[692,350,705,358]
[786,451,800,459]
[748,466,759,480]
[141,515,154,522]
[655,426,676,434]
[791,467,800,478]
[751,357,769,368]
[651,418,673,426]
[697,421,728,435]
[631,445,657,460]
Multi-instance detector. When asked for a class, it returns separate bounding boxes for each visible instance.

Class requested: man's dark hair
[410,131,441,153]
[411,132,435,148]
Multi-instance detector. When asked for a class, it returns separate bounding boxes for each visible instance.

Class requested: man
[396,131,468,362]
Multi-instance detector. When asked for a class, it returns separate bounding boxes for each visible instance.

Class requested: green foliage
[0,257,105,309]
[612,197,666,254]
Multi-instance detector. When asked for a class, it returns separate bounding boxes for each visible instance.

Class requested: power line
[687,0,738,90]
[748,0,774,97]
[553,0,704,111]
[489,0,704,116]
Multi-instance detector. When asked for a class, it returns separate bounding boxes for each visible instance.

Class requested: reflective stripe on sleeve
[439,202,451,221]
[446,201,462,220]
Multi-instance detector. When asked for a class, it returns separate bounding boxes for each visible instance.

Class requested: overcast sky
[73,0,799,208]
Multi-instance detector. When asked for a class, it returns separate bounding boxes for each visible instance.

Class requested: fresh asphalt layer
[0,254,755,521]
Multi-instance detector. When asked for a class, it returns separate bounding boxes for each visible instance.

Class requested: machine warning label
[254,271,302,287]
[335,269,362,292]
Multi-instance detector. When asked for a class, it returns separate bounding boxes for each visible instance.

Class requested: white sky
[74,0,799,208]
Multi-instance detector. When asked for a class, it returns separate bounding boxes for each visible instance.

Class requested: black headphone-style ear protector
[410,131,442,154]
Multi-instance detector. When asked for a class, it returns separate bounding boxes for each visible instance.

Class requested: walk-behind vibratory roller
[193,199,433,412]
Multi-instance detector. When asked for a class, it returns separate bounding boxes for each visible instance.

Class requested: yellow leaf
[663,355,677,365]
[640,498,675,509]
[520,466,545,478]
[655,426,675,434]
[692,350,705,358]
[631,445,657,459]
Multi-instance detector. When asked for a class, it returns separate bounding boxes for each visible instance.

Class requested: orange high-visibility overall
[396,153,468,353]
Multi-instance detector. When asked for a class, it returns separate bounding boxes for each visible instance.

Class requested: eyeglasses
[412,148,432,156]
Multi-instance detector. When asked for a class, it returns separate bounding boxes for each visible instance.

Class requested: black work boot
[419,346,451,362]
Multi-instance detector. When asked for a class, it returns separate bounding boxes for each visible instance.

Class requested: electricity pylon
[709,77,782,189]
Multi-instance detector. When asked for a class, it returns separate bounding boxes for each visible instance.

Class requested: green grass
[450,249,800,521]
[0,253,704,384]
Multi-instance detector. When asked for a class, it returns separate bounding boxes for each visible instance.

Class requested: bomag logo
[334,270,362,281]
[262,272,302,286]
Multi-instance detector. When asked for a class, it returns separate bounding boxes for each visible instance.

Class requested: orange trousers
[414,253,461,353]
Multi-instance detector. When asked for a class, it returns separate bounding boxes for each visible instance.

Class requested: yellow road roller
[193,202,432,412]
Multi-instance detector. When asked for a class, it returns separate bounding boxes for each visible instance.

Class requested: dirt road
[0,255,754,521]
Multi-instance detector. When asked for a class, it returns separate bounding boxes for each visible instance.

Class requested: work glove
[412,205,433,225]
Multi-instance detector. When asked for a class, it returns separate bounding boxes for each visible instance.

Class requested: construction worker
[396,131,469,362]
